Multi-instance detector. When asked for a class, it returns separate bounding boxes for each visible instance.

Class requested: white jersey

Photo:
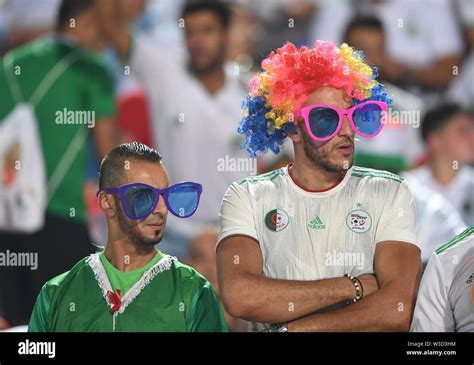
[410,226,474,332]
[218,164,420,281]
[404,165,474,226]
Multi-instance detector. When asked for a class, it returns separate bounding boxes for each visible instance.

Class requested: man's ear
[98,192,116,218]
[288,121,303,143]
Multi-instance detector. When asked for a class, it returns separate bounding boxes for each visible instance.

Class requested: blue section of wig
[237,95,297,158]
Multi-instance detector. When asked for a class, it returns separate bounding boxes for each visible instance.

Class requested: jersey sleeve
[410,253,455,332]
[217,182,259,248]
[376,180,419,248]
[186,281,228,332]
[28,284,51,332]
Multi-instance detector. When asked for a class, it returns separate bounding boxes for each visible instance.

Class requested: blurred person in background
[447,0,474,111]
[403,104,474,227]
[96,0,249,261]
[309,0,463,104]
[0,0,118,329]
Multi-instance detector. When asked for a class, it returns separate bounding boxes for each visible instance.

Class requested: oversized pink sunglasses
[294,101,388,141]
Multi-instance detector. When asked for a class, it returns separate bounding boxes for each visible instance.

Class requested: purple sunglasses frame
[294,100,388,141]
[97,182,203,220]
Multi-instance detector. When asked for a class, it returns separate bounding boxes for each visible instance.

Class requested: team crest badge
[346,209,372,233]
[265,209,290,232]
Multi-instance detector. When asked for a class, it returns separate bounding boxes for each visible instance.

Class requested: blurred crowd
[0,0,473,331]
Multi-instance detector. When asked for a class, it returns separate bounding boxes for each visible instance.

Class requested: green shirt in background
[0,36,116,223]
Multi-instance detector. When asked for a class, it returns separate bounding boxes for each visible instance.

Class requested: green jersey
[28,251,228,332]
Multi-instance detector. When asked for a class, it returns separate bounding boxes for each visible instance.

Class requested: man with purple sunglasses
[217,42,422,332]
[29,142,227,332]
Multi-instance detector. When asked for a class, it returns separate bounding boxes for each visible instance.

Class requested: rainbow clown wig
[238,41,392,157]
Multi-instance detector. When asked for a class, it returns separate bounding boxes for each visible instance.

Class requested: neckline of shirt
[286,163,353,197]
[99,249,163,277]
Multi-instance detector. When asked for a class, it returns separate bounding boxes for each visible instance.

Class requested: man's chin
[318,156,352,172]
[129,232,163,248]
[142,233,163,246]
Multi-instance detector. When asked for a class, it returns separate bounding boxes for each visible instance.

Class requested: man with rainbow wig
[216,41,422,332]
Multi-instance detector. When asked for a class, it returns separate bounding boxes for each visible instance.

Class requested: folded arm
[216,235,378,324]
[287,241,422,332]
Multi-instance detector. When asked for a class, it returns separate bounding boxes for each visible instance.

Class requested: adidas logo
[308,216,326,229]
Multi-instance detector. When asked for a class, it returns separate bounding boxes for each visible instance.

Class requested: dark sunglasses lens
[123,186,156,219]
[308,107,340,139]
[167,184,200,218]
[352,103,383,136]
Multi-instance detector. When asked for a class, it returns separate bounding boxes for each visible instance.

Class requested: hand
[357,274,379,297]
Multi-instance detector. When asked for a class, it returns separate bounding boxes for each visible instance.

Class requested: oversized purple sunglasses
[97,182,202,220]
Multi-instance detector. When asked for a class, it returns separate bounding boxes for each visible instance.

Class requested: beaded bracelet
[344,274,364,304]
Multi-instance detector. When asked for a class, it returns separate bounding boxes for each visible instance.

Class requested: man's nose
[338,115,354,138]
[152,195,168,217]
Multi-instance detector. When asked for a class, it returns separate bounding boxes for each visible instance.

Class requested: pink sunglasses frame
[294,101,388,141]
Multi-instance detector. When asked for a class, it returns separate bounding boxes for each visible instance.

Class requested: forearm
[288,283,413,332]
[412,55,460,88]
[221,273,356,323]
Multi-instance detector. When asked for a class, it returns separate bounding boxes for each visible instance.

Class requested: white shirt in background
[403,173,467,263]
[447,50,474,110]
[309,0,463,68]
[404,165,474,226]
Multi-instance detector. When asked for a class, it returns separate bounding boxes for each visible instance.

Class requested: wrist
[344,274,364,304]
[342,275,358,301]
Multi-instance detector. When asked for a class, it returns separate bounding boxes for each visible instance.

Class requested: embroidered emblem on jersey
[308,216,326,229]
[265,209,290,232]
[346,209,372,233]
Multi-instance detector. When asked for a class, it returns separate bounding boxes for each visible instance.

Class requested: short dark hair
[343,15,384,43]
[420,103,467,142]
[181,0,231,28]
[99,142,163,190]
[56,0,94,30]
